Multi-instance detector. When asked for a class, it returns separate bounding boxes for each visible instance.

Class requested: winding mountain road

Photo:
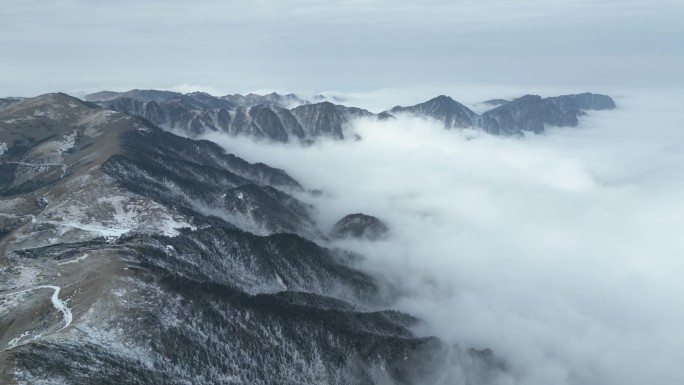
[1,285,73,334]
[40,285,73,332]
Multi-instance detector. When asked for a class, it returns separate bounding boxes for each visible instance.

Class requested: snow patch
[7,331,31,349]
[24,130,76,169]
[39,192,196,242]
[0,289,30,317]
[32,107,59,120]
[2,265,40,293]
[275,274,287,289]
[57,132,77,155]
[97,196,195,237]
[57,253,89,265]
[134,123,151,132]
[0,142,7,155]
[0,197,25,212]
[79,110,116,138]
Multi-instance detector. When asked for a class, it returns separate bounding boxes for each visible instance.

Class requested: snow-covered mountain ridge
[0,93,504,384]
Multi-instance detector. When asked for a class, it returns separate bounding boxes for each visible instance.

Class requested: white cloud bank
[203,86,684,384]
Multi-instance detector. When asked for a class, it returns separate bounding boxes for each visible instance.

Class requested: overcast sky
[1,0,683,97]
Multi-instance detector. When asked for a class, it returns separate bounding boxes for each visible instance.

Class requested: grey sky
[1,0,683,97]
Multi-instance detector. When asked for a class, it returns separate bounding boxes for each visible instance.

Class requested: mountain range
[0,93,511,384]
[82,89,616,141]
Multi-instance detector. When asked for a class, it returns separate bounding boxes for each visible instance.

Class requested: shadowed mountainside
[0,93,505,384]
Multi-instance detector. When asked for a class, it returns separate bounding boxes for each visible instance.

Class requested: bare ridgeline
[0,90,614,384]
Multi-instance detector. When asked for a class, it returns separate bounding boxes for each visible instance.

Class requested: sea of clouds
[202,86,684,385]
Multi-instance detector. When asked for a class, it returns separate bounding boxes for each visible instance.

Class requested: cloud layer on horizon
[1,0,683,96]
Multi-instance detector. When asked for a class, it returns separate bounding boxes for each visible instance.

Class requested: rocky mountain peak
[389,94,478,129]
[431,94,456,103]
[330,213,389,241]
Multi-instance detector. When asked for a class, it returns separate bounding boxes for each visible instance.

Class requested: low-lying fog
[202,87,684,385]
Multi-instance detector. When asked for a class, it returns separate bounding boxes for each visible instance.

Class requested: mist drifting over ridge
[200,86,684,385]
[2,0,683,381]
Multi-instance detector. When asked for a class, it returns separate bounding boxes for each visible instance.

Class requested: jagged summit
[430,95,463,106]
[389,95,479,129]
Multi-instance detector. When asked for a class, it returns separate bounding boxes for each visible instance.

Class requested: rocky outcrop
[330,213,389,241]
[390,95,478,129]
